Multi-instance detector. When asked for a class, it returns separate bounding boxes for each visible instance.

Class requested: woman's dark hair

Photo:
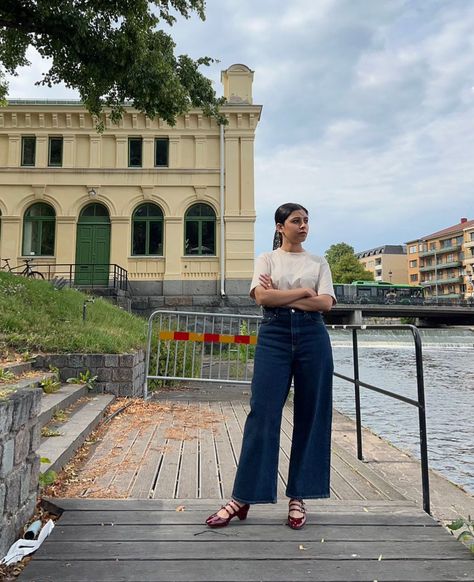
[272,203,309,249]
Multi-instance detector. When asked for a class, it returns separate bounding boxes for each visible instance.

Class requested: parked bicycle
[1,258,44,279]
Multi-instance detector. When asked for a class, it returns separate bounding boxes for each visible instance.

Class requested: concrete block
[5,468,21,511]
[97,368,112,382]
[119,354,134,368]
[14,427,30,465]
[0,400,14,438]
[12,392,29,431]
[104,355,119,368]
[0,482,5,514]
[183,279,218,295]
[112,368,132,382]
[0,439,15,478]
[29,388,43,419]
[86,354,105,367]
[29,454,40,492]
[30,422,41,452]
[68,354,86,368]
[19,465,30,504]
[0,516,14,559]
[162,280,183,296]
[165,296,193,306]
[149,296,165,308]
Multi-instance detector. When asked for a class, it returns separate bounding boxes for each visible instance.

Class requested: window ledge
[182,255,218,260]
[129,256,164,259]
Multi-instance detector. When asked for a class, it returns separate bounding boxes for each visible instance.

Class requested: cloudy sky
[5,0,474,256]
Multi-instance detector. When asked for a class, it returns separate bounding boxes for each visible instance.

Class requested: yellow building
[0,64,262,312]
[355,245,408,284]
[406,218,474,301]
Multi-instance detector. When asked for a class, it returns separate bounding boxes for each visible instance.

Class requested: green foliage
[0,368,15,382]
[39,376,61,394]
[41,427,61,437]
[0,1,225,129]
[67,369,98,391]
[38,457,57,488]
[0,272,146,353]
[325,243,375,284]
[447,516,474,552]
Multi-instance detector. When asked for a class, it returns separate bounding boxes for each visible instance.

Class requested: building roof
[355,245,406,259]
[408,218,474,242]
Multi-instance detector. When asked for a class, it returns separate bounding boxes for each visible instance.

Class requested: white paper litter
[1,519,55,566]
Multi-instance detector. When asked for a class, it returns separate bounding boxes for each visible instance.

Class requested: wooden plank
[51,523,456,542]
[330,446,386,501]
[209,401,237,498]
[19,559,474,581]
[175,435,198,499]
[57,510,437,526]
[129,409,168,498]
[36,539,469,560]
[44,497,419,511]
[152,403,187,499]
[109,421,158,495]
[197,402,221,499]
[332,441,407,501]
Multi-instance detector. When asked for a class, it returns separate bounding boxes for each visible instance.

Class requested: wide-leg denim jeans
[232,307,333,504]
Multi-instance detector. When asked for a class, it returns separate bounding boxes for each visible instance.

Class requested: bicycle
[1,258,44,279]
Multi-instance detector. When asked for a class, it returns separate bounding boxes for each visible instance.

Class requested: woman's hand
[259,274,275,290]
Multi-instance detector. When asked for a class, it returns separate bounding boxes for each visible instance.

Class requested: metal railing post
[411,326,431,515]
[352,328,363,460]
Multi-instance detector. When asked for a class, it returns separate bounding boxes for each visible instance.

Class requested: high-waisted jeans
[232,307,333,504]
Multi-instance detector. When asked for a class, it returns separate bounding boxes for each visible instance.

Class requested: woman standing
[206,203,336,529]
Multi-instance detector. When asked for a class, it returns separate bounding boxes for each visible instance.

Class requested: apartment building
[0,64,262,312]
[355,245,408,284]
[406,218,474,300]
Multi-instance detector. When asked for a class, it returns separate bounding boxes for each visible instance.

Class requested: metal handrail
[5,262,129,291]
[329,324,430,514]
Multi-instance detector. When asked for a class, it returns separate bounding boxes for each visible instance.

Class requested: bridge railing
[329,324,430,514]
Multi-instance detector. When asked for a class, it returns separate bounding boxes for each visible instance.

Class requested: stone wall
[0,386,42,558]
[33,350,146,397]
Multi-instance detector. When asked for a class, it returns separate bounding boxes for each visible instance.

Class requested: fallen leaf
[378,554,383,561]
[299,544,307,551]
[176,505,186,512]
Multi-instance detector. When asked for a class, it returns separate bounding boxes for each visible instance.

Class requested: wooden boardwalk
[20,499,474,581]
[19,393,474,580]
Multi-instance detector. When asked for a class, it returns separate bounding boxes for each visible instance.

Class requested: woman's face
[277,209,309,244]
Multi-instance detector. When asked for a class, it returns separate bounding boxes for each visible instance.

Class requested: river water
[328,327,474,494]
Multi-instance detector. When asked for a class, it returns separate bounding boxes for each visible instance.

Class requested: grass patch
[0,272,147,354]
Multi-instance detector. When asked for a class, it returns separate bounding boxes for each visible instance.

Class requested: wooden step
[38,394,115,474]
[39,384,88,427]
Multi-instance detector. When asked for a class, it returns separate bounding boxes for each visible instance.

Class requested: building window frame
[21,136,36,166]
[184,203,216,256]
[48,136,63,167]
[131,203,164,256]
[128,137,143,167]
[154,137,169,167]
[22,202,56,256]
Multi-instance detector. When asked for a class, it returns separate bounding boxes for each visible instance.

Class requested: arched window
[132,203,164,255]
[184,203,216,256]
[22,202,55,256]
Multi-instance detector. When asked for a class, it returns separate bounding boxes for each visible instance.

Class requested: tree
[325,242,374,284]
[0,1,225,129]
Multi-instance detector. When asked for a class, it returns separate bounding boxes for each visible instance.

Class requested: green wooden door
[75,223,111,285]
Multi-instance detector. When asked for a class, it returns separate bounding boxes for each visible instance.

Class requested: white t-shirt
[250,248,336,302]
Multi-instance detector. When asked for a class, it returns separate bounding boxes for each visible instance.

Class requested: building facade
[406,218,474,301]
[0,64,262,312]
[356,245,408,284]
